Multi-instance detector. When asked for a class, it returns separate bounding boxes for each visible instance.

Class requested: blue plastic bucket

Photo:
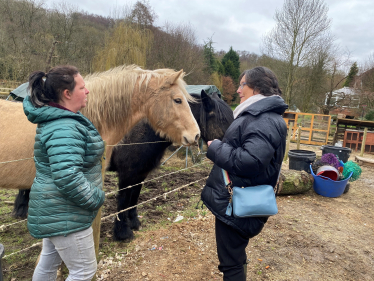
[310,165,353,198]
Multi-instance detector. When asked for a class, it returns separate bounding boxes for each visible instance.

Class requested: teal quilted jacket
[23,96,105,238]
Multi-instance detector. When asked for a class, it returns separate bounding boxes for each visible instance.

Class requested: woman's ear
[62,89,71,100]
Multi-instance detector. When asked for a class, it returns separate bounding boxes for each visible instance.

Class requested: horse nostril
[194,133,200,143]
[184,136,188,144]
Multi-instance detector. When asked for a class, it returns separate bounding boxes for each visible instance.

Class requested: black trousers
[215,218,250,281]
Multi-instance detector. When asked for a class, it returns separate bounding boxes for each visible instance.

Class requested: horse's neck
[100,110,145,145]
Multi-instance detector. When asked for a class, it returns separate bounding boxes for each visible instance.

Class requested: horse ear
[201,90,214,111]
[164,70,184,86]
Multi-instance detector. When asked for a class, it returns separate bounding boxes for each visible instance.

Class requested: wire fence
[1,176,208,259]
[0,158,210,232]
[0,140,211,260]
[105,158,209,196]
[0,157,34,165]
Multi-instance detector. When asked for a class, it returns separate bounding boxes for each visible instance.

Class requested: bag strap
[223,168,281,194]
[222,169,233,216]
[222,169,231,186]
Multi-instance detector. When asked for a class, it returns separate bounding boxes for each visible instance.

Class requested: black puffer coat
[201,96,288,237]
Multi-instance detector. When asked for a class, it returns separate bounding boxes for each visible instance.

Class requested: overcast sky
[54,0,374,65]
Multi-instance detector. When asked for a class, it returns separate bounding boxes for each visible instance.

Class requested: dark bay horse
[108,90,234,241]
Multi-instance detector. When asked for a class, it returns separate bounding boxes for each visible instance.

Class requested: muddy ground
[1,143,374,280]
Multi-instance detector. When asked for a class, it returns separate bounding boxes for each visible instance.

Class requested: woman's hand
[207,139,218,146]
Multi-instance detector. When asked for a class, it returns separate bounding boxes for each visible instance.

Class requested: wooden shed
[333,118,374,145]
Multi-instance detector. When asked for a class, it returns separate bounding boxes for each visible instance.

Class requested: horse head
[145,70,200,146]
[196,90,234,142]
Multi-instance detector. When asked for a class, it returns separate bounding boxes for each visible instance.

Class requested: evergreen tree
[203,38,218,74]
[223,60,236,80]
[343,62,359,87]
[222,47,240,82]
[217,60,225,76]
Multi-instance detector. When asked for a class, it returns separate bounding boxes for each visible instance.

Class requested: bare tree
[129,0,157,28]
[0,0,47,80]
[263,0,332,105]
[319,48,351,114]
[147,22,209,85]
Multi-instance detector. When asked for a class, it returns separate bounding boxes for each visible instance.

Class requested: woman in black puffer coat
[201,67,288,281]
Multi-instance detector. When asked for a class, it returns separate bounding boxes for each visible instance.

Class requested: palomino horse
[0,64,200,193]
[108,91,234,241]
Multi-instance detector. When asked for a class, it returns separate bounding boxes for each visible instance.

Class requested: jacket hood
[240,95,288,117]
[23,95,89,125]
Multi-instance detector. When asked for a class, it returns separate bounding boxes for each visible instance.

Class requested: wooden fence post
[360,128,368,157]
[0,244,4,281]
[284,122,294,162]
[297,126,301,150]
[92,141,106,280]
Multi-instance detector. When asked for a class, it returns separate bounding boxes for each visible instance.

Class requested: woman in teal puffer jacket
[24,65,105,281]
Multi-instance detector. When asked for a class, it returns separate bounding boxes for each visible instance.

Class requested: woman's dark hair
[239,66,282,96]
[28,65,79,107]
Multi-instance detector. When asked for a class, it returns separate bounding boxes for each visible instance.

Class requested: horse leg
[12,189,30,219]
[128,183,143,231]
[113,186,133,241]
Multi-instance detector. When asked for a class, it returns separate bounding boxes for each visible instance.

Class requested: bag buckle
[226,182,233,196]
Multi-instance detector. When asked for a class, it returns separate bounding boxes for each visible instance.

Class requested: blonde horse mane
[82,64,194,133]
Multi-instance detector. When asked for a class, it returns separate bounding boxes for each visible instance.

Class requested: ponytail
[28,71,48,107]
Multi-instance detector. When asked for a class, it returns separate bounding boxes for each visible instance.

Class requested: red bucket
[316,166,339,181]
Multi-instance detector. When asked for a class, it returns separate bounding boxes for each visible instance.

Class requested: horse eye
[174,98,182,104]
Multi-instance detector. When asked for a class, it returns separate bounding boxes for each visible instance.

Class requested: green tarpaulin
[8,82,29,101]
[185,85,222,98]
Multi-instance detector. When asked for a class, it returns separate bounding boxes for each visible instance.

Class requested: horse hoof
[12,210,28,219]
[113,228,134,242]
[130,218,141,231]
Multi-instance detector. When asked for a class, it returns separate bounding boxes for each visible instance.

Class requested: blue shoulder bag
[222,169,278,218]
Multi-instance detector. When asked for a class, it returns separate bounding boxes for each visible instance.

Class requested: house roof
[330,87,359,96]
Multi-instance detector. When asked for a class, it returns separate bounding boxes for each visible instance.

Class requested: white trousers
[32,227,97,281]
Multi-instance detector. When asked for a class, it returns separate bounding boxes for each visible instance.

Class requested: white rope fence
[0,157,34,165]
[0,141,188,171]
[2,242,42,259]
[0,158,211,232]
[102,176,208,222]
[105,158,210,196]
[1,176,208,259]
[0,140,182,165]
[106,140,170,147]
[0,140,209,259]
[0,219,28,232]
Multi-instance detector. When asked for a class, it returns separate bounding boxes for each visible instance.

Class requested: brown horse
[0,65,200,191]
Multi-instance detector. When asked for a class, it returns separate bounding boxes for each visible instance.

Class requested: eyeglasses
[239,83,247,89]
